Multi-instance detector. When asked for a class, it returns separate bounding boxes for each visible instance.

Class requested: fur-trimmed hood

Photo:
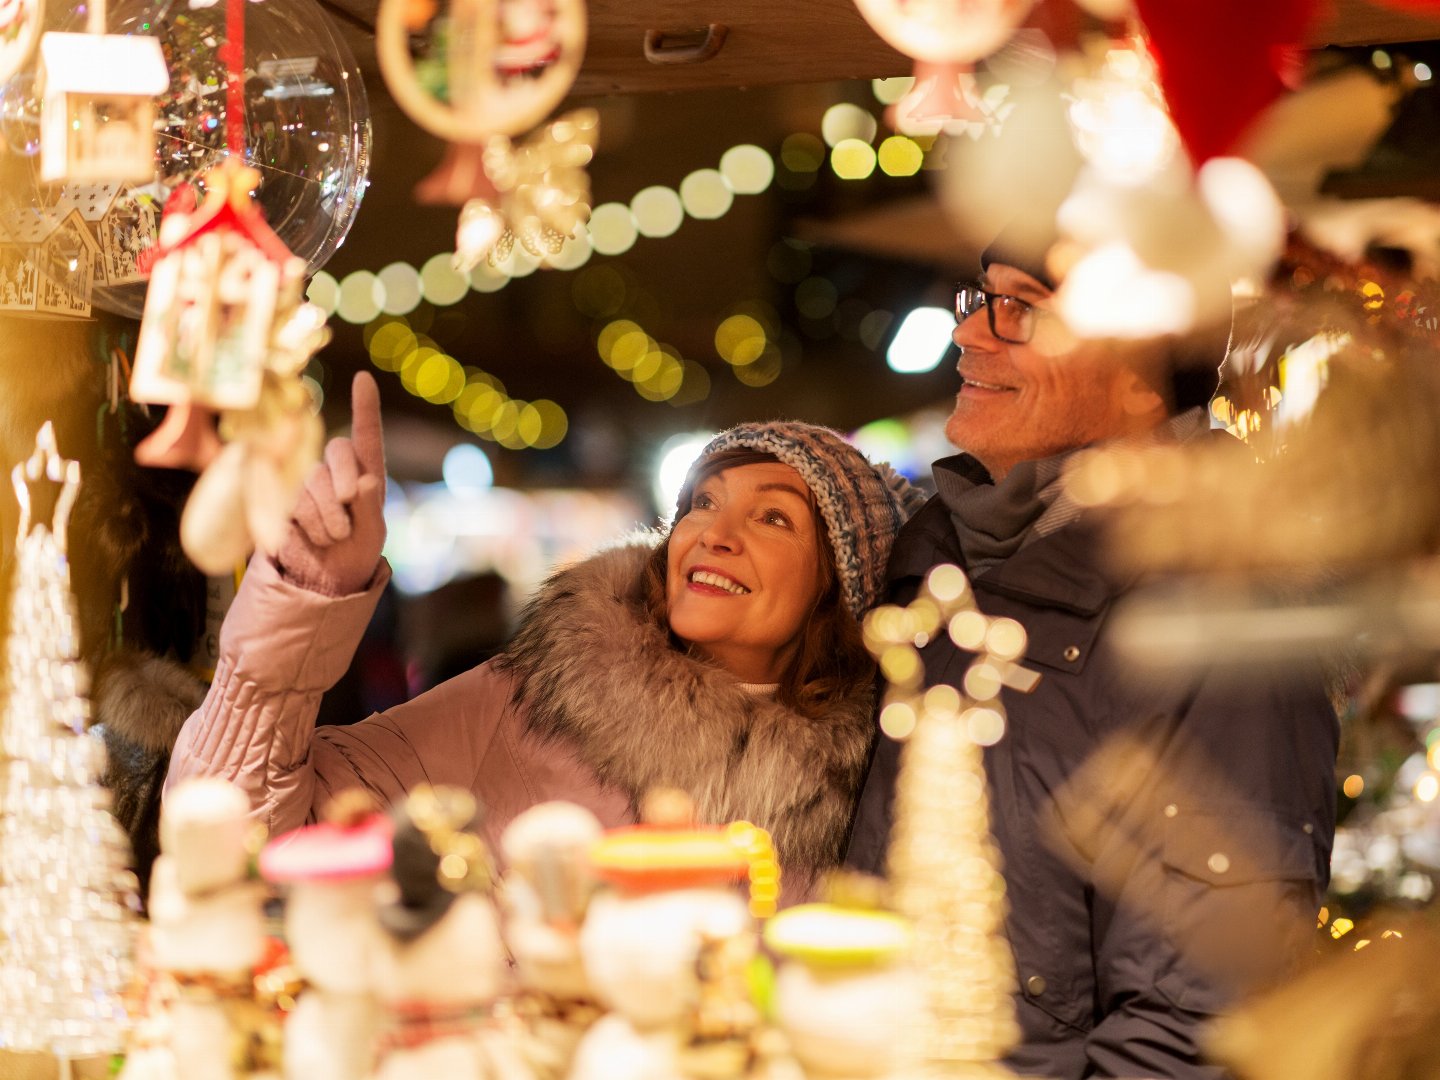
[497,537,877,887]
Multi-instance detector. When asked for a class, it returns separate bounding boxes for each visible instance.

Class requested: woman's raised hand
[276,372,388,597]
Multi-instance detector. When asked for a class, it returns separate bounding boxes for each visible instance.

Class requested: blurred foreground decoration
[1208,920,1440,1080]
[0,423,137,1058]
[129,158,327,576]
[863,565,1026,1075]
[376,0,594,272]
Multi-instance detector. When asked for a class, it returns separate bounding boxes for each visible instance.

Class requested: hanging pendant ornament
[36,0,169,183]
[129,155,327,576]
[851,0,1035,135]
[377,0,593,267]
[1133,0,1319,165]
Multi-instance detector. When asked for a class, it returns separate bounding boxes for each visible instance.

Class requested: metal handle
[643,24,729,66]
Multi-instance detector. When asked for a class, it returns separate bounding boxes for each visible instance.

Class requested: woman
[166,374,924,891]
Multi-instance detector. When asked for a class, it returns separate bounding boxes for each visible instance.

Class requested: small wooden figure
[53,180,161,286]
[38,30,169,183]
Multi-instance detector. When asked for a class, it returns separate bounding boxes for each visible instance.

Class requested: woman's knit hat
[676,422,928,618]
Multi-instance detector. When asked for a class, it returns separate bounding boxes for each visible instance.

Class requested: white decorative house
[38,31,170,183]
[0,204,100,317]
[52,181,160,286]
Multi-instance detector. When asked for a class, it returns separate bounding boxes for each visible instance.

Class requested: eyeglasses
[955,283,1046,345]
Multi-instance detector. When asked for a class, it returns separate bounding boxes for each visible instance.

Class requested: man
[846,235,1338,1079]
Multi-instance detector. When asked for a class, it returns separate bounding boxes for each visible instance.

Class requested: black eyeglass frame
[954,283,1046,345]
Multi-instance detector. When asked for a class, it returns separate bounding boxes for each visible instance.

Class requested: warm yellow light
[631,186,684,239]
[424,356,466,405]
[399,346,438,395]
[528,399,568,449]
[880,702,917,740]
[964,707,1006,746]
[872,76,915,105]
[468,261,510,294]
[733,346,782,387]
[949,610,987,649]
[545,230,592,271]
[368,321,416,372]
[830,138,877,180]
[679,169,734,220]
[610,330,653,376]
[878,135,924,177]
[378,262,422,316]
[491,401,522,444]
[715,314,767,366]
[1330,917,1355,939]
[821,103,878,148]
[598,319,642,364]
[306,271,340,316]
[419,253,469,307]
[337,271,384,325]
[635,353,684,401]
[669,360,712,407]
[410,352,453,400]
[780,132,825,173]
[588,202,639,256]
[1416,773,1439,803]
[719,144,774,195]
[1342,774,1365,799]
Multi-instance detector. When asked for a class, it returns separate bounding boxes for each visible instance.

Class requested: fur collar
[498,538,876,888]
[93,648,207,753]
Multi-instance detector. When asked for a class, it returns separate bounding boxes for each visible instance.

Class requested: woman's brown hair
[640,448,876,718]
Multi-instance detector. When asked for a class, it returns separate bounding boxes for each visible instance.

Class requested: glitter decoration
[863,564,1025,1075]
[0,422,137,1058]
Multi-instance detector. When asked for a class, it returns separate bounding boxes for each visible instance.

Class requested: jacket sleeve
[1071,661,1338,1079]
[164,553,391,836]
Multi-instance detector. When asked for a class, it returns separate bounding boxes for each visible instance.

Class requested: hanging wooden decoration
[37,0,169,184]
[130,157,327,575]
[852,0,1035,134]
[0,202,99,316]
[376,0,594,268]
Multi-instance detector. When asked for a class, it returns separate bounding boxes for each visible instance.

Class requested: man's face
[947,263,1137,479]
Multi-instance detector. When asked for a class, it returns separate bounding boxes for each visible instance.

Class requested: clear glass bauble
[0,0,371,318]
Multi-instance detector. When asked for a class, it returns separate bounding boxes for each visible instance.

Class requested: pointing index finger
[349,371,386,482]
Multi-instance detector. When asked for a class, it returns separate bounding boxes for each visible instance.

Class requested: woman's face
[665,461,825,683]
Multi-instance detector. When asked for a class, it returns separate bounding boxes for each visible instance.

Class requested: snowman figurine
[371,784,527,1080]
[497,802,605,1080]
[762,898,922,1079]
[569,790,762,1080]
[259,790,395,1080]
[124,777,269,1080]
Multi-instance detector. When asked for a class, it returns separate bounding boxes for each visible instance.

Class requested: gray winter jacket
[847,482,1338,1079]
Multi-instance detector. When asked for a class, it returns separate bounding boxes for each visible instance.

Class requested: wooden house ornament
[132,160,308,419]
[53,181,160,286]
[0,204,101,317]
[38,31,169,184]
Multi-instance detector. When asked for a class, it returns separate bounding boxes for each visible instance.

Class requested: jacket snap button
[1207,852,1230,875]
[1163,804,1178,818]
[1062,646,1081,662]
[1025,975,1047,996]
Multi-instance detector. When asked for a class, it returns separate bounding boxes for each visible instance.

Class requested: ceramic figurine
[371,785,527,1080]
[569,790,760,1080]
[498,802,604,1080]
[260,791,395,1080]
[124,778,268,1080]
[763,902,922,1079]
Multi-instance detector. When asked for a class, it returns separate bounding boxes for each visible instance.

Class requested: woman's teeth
[690,570,749,595]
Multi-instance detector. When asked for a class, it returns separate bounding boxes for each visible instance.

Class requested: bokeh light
[442,443,494,494]
[872,76,915,104]
[679,169,734,220]
[337,271,385,324]
[588,202,639,255]
[378,262,423,316]
[821,102,879,147]
[306,271,339,316]
[468,261,510,294]
[631,186,684,238]
[733,345,782,387]
[670,360,712,407]
[878,135,924,177]
[795,277,838,320]
[715,314,767,366]
[887,306,953,373]
[719,144,775,195]
[545,231,593,271]
[420,253,470,306]
[831,138,878,180]
[368,319,418,372]
[781,132,825,173]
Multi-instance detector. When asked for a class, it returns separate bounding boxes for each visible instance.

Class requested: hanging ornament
[0,0,370,318]
[0,422,139,1059]
[377,0,593,267]
[1133,0,1319,166]
[36,0,169,184]
[851,0,1035,134]
[129,156,327,576]
[0,0,40,84]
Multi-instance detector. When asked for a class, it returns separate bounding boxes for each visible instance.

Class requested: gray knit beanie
[677,422,928,618]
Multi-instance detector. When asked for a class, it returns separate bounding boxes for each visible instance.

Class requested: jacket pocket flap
[1162,810,1317,887]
